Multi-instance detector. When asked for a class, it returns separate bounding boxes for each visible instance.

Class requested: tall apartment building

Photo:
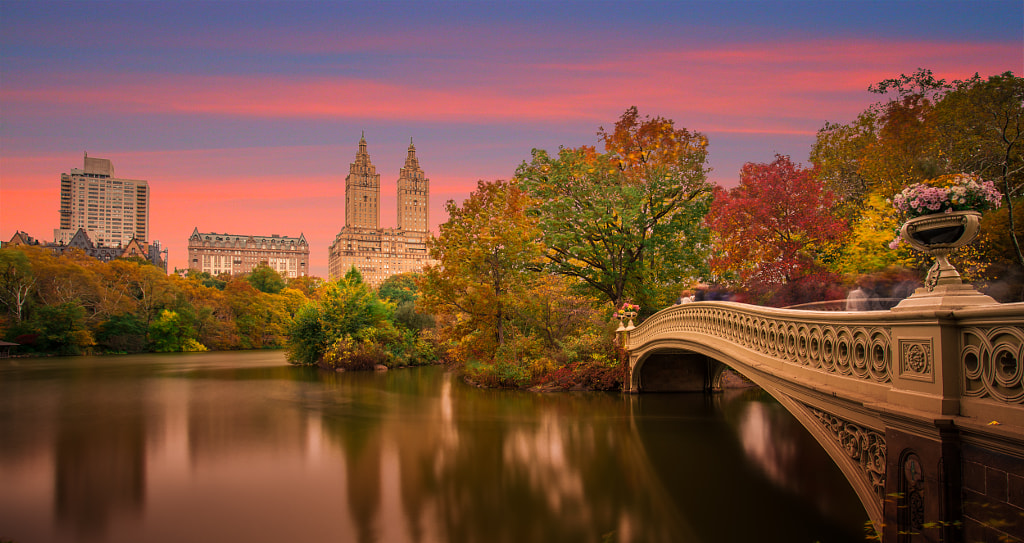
[55,154,149,247]
[187,229,309,278]
[328,135,433,286]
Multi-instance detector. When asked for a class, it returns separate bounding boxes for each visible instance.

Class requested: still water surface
[0,351,868,543]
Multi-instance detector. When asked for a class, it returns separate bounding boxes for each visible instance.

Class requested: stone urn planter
[615,304,640,332]
[899,210,981,291]
[890,175,1002,310]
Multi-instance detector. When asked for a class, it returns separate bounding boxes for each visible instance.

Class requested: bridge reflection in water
[624,289,1024,542]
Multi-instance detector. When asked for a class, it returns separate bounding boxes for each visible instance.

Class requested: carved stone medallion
[899,340,934,382]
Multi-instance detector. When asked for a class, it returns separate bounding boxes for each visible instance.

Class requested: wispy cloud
[2,0,1020,276]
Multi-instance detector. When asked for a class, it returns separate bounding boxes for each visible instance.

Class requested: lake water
[0,351,868,542]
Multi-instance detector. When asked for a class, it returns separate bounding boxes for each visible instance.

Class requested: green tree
[287,267,427,370]
[247,265,286,294]
[148,309,204,352]
[379,272,434,331]
[32,302,93,355]
[320,267,392,340]
[187,270,227,290]
[515,107,713,309]
[96,313,148,353]
[286,303,325,365]
[378,272,419,305]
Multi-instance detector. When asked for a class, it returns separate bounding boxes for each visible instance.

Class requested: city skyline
[1,1,1021,277]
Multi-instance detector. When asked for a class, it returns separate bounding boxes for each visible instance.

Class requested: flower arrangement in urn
[614,302,640,331]
[889,174,1003,250]
[892,173,1002,219]
[889,173,1004,293]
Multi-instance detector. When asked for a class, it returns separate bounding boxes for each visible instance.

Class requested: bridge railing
[954,304,1024,419]
[627,301,900,383]
[625,301,1024,424]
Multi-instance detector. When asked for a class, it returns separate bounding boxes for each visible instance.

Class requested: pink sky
[2,1,1021,277]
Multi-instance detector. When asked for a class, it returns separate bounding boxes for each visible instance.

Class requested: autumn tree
[706,155,847,304]
[22,247,97,318]
[931,71,1024,267]
[859,68,948,194]
[511,273,608,356]
[811,69,1022,291]
[177,274,238,349]
[0,245,319,354]
[810,112,878,215]
[286,275,323,298]
[225,277,300,349]
[419,179,542,358]
[831,193,915,276]
[516,107,713,309]
[811,69,948,213]
[0,249,35,323]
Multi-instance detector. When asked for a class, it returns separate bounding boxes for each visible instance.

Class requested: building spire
[405,138,419,169]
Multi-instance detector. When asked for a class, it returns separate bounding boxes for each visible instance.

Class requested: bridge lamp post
[614,306,638,391]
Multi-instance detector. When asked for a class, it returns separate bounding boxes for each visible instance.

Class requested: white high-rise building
[55,154,149,247]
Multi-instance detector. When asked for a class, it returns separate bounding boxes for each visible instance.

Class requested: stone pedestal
[893,284,998,311]
[894,210,998,312]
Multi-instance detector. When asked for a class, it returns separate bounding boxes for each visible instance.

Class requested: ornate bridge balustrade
[623,300,1024,541]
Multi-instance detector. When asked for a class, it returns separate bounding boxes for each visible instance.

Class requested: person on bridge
[846,275,875,311]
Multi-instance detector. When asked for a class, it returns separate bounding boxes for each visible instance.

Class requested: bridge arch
[629,337,888,528]
[623,299,1024,539]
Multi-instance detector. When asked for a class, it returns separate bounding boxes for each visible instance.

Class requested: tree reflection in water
[0,353,868,543]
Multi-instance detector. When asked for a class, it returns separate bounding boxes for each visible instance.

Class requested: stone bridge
[623,293,1024,541]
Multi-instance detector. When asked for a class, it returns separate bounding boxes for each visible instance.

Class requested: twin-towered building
[327,135,433,286]
[186,135,433,284]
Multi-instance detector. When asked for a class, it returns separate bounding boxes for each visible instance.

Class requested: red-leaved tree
[706,155,848,305]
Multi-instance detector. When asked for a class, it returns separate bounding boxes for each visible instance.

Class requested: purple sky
[2,0,1021,277]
